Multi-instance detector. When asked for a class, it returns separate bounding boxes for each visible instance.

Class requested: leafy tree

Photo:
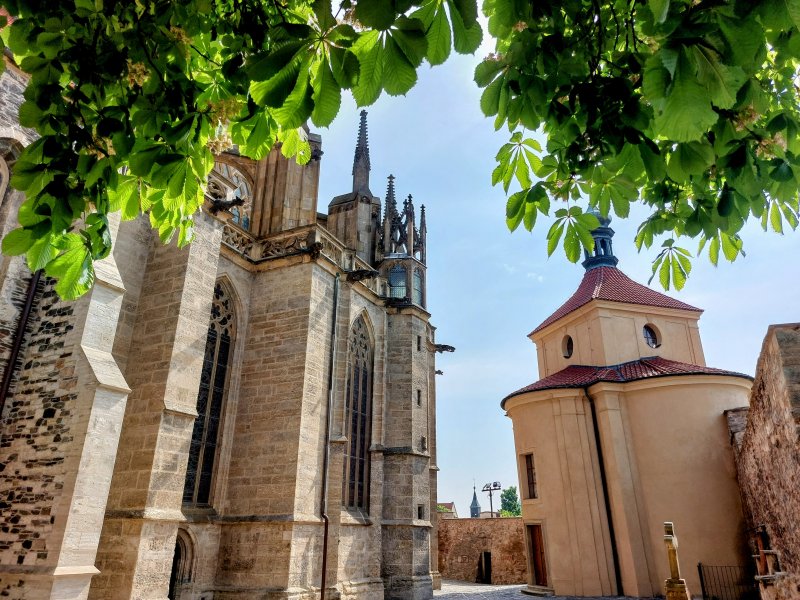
[482,0,800,290]
[499,485,521,516]
[2,0,800,298]
[0,0,480,298]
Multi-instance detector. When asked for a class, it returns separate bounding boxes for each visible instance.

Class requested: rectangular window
[524,453,538,499]
[416,389,422,406]
[418,504,425,520]
[417,335,422,351]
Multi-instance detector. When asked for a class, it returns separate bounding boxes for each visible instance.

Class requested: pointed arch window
[183,282,235,507]
[342,315,373,511]
[388,264,407,299]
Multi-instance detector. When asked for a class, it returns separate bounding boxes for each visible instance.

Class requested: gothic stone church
[0,59,442,600]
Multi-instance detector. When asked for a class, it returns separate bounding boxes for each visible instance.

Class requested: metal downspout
[0,269,41,415]
[320,273,340,600]
[583,385,624,595]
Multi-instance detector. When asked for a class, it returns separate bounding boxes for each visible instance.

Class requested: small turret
[582,209,619,271]
[378,175,428,308]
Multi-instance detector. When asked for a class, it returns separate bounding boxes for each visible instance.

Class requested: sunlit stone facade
[0,57,440,600]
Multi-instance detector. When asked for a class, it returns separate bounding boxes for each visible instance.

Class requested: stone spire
[470,485,481,518]
[582,209,619,271]
[352,110,371,196]
[386,174,397,210]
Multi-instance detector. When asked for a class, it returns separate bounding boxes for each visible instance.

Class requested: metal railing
[697,563,758,600]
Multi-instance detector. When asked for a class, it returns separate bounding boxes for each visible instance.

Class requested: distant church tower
[470,486,481,518]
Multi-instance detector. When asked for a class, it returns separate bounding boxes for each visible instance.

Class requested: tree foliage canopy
[1,0,799,298]
[483,0,800,290]
[499,485,521,516]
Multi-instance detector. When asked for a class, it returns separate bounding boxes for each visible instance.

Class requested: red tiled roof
[501,356,751,406]
[531,267,702,335]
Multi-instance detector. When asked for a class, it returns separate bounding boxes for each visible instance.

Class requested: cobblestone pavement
[434,579,651,600]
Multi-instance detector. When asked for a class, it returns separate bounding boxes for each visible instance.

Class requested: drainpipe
[0,269,42,415]
[583,385,623,595]
[320,273,340,600]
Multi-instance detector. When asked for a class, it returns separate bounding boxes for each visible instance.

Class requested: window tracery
[342,315,373,511]
[207,162,252,230]
[183,282,235,507]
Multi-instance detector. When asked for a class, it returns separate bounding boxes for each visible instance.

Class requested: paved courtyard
[434,579,650,600]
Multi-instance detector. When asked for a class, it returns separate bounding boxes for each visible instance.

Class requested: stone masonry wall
[214,259,314,592]
[0,278,75,572]
[732,324,800,600]
[0,61,39,414]
[438,518,527,585]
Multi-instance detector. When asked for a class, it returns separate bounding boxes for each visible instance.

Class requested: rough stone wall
[0,61,39,399]
[732,324,800,600]
[437,518,527,585]
[0,62,38,144]
[0,278,74,569]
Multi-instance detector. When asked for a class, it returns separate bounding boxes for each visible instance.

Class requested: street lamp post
[481,481,501,518]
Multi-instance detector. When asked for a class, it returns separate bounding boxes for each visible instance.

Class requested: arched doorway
[167,529,193,599]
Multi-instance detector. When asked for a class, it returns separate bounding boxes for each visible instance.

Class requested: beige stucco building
[0,58,442,600]
[501,215,752,597]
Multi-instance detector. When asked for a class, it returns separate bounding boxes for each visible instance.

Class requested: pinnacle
[352,110,371,193]
[385,174,397,205]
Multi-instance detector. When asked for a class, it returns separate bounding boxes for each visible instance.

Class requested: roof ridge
[501,356,752,407]
[530,266,702,335]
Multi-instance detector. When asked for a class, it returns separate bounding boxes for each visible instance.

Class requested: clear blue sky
[315,44,800,518]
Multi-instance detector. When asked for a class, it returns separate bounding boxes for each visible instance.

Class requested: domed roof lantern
[582,208,619,271]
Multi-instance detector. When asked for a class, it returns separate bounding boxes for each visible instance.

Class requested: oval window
[562,335,574,358]
[643,324,661,349]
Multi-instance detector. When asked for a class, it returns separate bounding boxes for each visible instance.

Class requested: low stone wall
[729,324,800,600]
[438,517,527,585]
